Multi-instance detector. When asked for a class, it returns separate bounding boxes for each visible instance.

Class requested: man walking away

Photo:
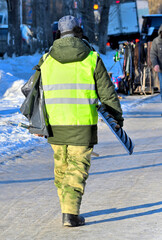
[37,15,124,227]
[150,24,162,101]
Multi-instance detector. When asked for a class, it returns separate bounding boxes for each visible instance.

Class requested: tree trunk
[36,0,44,51]
[32,0,53,52]
[44,0,53,50]
[7,0,22,56]
[98,0,110,54]
[82,0,95,43]
[63,0,74,16]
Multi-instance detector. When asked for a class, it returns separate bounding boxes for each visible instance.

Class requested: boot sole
[63,221,85,227]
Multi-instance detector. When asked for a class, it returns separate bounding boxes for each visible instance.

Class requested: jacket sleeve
[94,56,124,127]
[150,39,158,67]
[30,56,44,87]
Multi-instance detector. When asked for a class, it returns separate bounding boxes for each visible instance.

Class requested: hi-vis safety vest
[40,51,98,126]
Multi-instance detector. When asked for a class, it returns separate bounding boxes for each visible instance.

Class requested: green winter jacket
[35,37,123,146]
[150,24,162,71]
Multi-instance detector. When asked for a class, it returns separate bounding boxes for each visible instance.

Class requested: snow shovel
[97,105,134,155]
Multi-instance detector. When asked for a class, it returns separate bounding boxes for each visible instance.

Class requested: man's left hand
[115,124,121,129]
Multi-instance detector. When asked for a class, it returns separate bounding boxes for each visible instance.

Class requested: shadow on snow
[1,162,162,184]
[83,201,162,224]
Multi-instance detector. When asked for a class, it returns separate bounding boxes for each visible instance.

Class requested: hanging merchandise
[108,48,125,92]
[111,76,123,91]
[122,42,136,95]
[133,41,159,95]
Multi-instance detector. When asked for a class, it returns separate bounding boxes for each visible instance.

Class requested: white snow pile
[0,53,47,163]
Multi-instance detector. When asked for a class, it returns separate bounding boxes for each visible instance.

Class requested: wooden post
[142,65,146,95]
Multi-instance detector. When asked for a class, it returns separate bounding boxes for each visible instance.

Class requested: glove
[117,119,124,128]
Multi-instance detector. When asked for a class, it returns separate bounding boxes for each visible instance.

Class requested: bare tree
[6,0,22,56]
[82,0,95,43]
[32,0,53,52]
[63,0,74,16]
[44,0,53,49]
[98,0,111,54]
[53,0,63,20]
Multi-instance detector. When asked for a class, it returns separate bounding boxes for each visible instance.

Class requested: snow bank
[0,53,47,164]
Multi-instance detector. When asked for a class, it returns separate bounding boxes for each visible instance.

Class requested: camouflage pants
[51,145,93,215]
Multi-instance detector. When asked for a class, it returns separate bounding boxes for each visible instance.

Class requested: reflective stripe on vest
[43,83,96,91]
[41,51,98,126]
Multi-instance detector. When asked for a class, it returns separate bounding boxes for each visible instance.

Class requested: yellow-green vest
[40,51,98,126]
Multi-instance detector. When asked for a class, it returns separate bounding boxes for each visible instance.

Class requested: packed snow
[0,47,146,163]
[0,53,47,163]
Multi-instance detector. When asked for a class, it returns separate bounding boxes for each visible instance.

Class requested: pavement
[0,94,162,240]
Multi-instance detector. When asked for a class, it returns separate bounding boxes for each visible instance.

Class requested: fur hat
[58,15,79,35]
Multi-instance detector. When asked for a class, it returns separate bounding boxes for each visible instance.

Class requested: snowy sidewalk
[0,95,162,240]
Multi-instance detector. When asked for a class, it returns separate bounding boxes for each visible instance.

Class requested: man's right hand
[34,134,44,137]
[154,65,160,72]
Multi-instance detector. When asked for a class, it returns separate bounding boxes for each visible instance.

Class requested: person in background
[150,24,162,101]
[20,24,33,53]
[36,15,124,227]
[20,24,33,45]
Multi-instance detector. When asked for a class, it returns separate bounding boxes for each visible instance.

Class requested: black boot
[62,213,85,227]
